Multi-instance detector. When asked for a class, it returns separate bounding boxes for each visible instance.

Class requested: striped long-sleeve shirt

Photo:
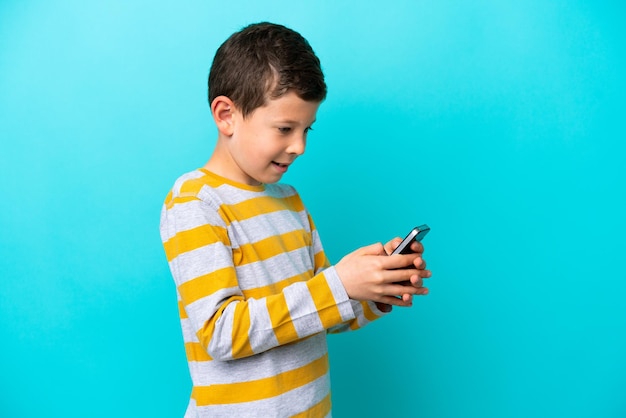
[160,169,387,417]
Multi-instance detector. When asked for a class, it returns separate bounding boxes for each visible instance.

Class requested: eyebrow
[277,118,317,125]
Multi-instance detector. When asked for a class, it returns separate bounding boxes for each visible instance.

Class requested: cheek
[242,140,272,165]
[254,137,282,157]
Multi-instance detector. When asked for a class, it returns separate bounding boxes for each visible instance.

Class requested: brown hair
[208,22,327,117]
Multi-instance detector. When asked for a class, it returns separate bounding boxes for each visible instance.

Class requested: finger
[409,241,425,254]
[413,257,427,270]
[384,253,421,270]
[384,237,403,255]
[359,242,387,256]
[400,271,431,288]
[404,283,430,295]
[385,267,423,283]
[384,282,423,297]
[410,276,423,288]
[351,242,387,257]
[417,269,432,280]
[378,294,413,307]
[397,274,424,288]
[402,288,429,299]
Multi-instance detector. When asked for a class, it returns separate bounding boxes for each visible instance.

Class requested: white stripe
[180,317,198,343]
[323,267,355,322]
[284,281,324,338]
[168,242,232,285]
[236,248,314,289]
[196,181,296,206]
[162,199,224,240]
[198,183,259,206]
[189,334,327,386]
[184,286,241,340]
[248,298,279,354]
[205,300,238,361]
[192,372,330,417]
[233,209,311,244]
[311,228,324,255]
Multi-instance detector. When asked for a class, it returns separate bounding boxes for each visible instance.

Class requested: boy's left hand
[378,237,432,311]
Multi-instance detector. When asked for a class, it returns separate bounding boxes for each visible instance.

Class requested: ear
[211,96,236,136]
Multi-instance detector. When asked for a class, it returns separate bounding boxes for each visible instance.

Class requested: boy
[160,22,431,417]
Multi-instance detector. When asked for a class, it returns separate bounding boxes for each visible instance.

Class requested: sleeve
[160,193,358,362]
[306,214,390,334]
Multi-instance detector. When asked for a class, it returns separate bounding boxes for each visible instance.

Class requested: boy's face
[222,91,320,186]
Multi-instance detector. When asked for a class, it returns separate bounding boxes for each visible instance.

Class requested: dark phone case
[391,224,430,255]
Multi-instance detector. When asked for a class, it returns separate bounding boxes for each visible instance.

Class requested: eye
[304,126,314,134]
[278,127,292,134]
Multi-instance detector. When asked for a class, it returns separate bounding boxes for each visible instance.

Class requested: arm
[310,220,430,334]
[305,216,390,334]
[161,195,356,361]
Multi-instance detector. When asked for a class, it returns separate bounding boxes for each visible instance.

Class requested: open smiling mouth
[272,161,290,172]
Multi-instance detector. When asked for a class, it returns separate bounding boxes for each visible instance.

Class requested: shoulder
[163,169,225,211]
[265,182,299,199]
[266,182,309,208]
[170,169,207,196]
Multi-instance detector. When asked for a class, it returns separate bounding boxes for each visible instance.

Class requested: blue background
[1,1,624,417]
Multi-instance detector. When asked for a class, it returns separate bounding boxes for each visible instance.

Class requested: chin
[263,178,281,185]
[262,175,283,184]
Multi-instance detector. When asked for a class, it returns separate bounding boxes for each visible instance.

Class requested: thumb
[357,242,387,256]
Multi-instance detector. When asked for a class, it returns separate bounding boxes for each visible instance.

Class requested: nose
[287,135,306,156]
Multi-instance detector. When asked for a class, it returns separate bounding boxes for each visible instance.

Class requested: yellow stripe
[338,303,377,331]
[242,273,310,300]
[237,230,311,264]
[291,393,332,418]
[177,267,238,305]
[314,250,330,271]
[231,301,254,358]
[362,301,379,322]
[267,293,299,345]
[164,174,209,209]
[165,194,201,209]
[221,194,305,222]
[163,190,173,206]
[163,224,228,262]
[178,301,188,319]
[179,176,210,196]
[198,168,266,191]
[306,275,343,329]
[185,342,212,362]
[191,353,329,406]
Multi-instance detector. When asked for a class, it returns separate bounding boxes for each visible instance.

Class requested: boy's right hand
[335,243,429,307]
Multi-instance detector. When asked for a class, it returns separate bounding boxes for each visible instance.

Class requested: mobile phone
[390,224,430,255]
